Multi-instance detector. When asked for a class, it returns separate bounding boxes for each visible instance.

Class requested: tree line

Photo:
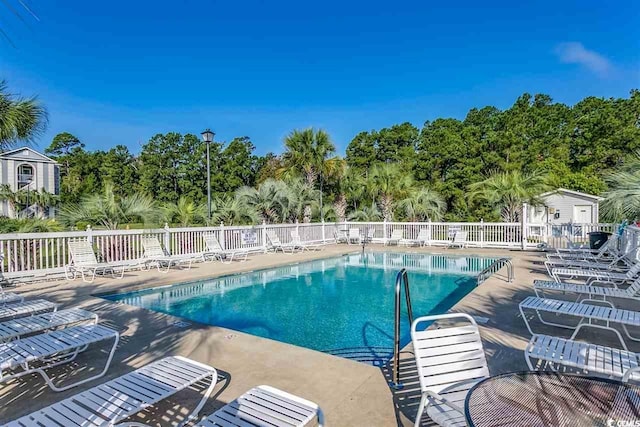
[2,79,640,228]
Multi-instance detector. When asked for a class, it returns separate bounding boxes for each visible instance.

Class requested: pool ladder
[477,257,514,285]
[390,268,413,389]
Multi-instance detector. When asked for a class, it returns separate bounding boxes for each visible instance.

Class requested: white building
[0,147,60,218]
[528,188,603,225]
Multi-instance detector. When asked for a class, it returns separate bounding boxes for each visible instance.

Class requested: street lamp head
[201,129,215,143]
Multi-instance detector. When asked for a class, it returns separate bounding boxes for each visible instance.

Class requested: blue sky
[1,0,638,155]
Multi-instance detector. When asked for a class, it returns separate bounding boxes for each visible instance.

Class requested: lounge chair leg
[41,332,119,392]
[414,393,428,427]
[176,370,218,427]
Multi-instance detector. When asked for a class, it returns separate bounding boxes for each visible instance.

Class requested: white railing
[0,220,627,280]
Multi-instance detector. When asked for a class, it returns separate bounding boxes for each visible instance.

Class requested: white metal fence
[0,220,631,280]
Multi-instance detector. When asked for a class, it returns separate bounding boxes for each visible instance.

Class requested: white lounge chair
[291,230,322,251]
[414,228,429,247]
[548,235,617,261]
[447,231,468,249]
[0,283,23,306]
[334,229,348,244]
[197,385,324,427]
[142,236,195,272]
[0,299,57,322]
[519,296,640,349]
[411,313,490,427]
[385,229,404,246]
[0,308,97,343]
[202,232,249,264]
[266,230,297,253]
[0,323,118,391]
[544,243,638,276]
[525,334,640,383]
[551,262,640,284]
[65,240,126,283]
[533,277,640,305]
[6,356,217,427]
[348,228,361,245]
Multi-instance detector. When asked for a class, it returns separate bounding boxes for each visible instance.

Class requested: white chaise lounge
[0,323,119,391]
[551,262,640,284]
[141,236,195,272]
[385,229,404,246]
[0,299,57,322]
[202,232,249,263]
[290,230,322,251]
[266,230,298,253]
[447,231,468,249]
[65,240,126,283]
[519,296,640,349]
[533,277,640,305]
[0,284,23,306]
[0,308,97,343]
[525,334,640,383]
[197,385,324,427]
[6,356,217,427]
[411,313,490,427]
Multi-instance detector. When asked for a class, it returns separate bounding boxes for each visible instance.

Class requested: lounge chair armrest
[424,390,465,415]
[623,367,640,384]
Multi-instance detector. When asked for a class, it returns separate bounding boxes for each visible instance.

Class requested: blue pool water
[103,252,495,364]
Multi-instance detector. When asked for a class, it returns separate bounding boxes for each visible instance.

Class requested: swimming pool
[103,252,496,365]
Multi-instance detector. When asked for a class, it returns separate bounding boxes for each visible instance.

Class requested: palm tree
[342,168,367,212]
[59,184,157,229]
[211,195,259,225]
[348,203,383,222]
[280,128,342,220]
[283,177,319,223]
[32,188,59,218]
[369,163,414,221]
[235,179,290,223]
[160,196,207,226]
[396,188,446,221]
[0,80,48,149]
[601,156,640,221]
[468,170,551,222]
[0,184,20,215]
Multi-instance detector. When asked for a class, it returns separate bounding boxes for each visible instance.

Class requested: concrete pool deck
[0,244,555,426]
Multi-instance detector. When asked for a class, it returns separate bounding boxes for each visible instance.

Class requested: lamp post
[201,129,215,221]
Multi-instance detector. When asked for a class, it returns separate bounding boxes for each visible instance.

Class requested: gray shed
[528,188,603,225]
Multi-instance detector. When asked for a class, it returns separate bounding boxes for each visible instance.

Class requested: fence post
[383,219,388,244]
[219,222,226,250]
[480,218,484,248]
[321,219,326,243]
[295,219,299,241]
[164,223,171,255]
[86,224,93,245]
[521,203,528,250]
[262,220,268,253]
[427,219,432,246]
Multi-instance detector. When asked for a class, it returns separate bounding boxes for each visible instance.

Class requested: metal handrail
[390,268,413,389]
[477,257,514,285]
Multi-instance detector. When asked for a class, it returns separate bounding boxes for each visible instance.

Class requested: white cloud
[555,42,613,77]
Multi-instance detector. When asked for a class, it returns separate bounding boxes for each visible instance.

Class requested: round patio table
[464,372,640,427]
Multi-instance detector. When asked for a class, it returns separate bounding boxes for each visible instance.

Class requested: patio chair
[447,231,468,249]
[202,232,249,264]
[519,296,640,350]
[551,261,640,285]
[6,356,217,426]
[141,236,195,272]
[266,229,298,253]
[0,323,119,391]
[548,235,618,261]
[411,313,490,427]
[65,239,126,283]
[525,334,640,384]
[415,228,429,247]
[0,307,97,343]
[543,243,639,276]
[533,276,640,305]
[0,283,23,306]
[0,298,57,322]
[348,228,361,245]
[291,230,322,251]
[334,229,348,244]
[385,229,404,246]
[197,385,324,427]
